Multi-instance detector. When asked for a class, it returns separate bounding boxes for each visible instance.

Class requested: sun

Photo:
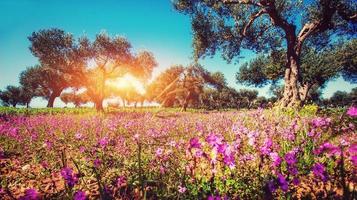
[106,74,146,95]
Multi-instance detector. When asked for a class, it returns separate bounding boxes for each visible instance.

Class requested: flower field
[0,107,356,199]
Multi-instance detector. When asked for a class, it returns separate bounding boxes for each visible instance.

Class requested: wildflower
[98,136,109,148]
[349,144,357,153]
[351,156,357,167]
[247,131,258,147]
[19,188,39,200]
[311,117,331,128]
[292,177,300,185]
[75,132,83,140]
[206,133,223,147]
[285,152,297,166]
[79,146,85,153]
[178,185,187,193]
[270,152,282,167]
[312,162,328,182]
[223,153,235,169]
[93,158,101,168]
[194,149,204,158]
[155,148,163,157]
[314,142,340,156]
[116,175,127,187]
[277,173,288,192]
[260,138,273,155]
[189,137,201,149]
[60,167,78,187]
[347,106,357,117]
[267,180,277,193]
[73,190,87,200]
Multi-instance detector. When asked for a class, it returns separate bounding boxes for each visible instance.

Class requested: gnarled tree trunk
[299,83,312,106]
[47,90,61,108]
[279,55,301,108]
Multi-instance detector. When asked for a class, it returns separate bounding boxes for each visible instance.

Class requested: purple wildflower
[93,158,101,168]
[98,136,109,148]
[73,190,87,200]
[189,137,201,149]
[116,175,127,187]
[206,133,223,147]
[351,155,357,167]
[285,152,297,166]
[19,188,39,200]
[267,180,277,193]
[260,138,273,155]
[277,173,288,192]
[312,162,328,182]
[347,106,357,117]
[60,167,79,187]
[270,152,282,167]
[314,142,340,156]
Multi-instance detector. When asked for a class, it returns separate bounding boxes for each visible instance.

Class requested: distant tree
[81,32,157,111]
[60,91,89,107]
[19,65,50,107]
[0,90,10,107]
[28,28,88,107]
[237,89,259,109]
[350,87,357,105]
[0,86,22,107]
[329,91,351,107]
[333,40,357,83]
[147,65,185,107]
[174,0,356,107]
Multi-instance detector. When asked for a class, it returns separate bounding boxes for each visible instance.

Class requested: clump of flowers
[19,188,39,200]
[347,106,357,117]
[73,190,87,200]
[60,167,79,187]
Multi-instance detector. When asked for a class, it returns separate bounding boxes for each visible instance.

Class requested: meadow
[0,106,356,199]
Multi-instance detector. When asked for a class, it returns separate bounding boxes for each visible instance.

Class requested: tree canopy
[173,0,357,107]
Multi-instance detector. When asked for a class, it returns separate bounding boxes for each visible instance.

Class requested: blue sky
[0,0,355,107]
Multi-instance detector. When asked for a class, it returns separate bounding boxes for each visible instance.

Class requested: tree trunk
[181,91,191,111]
[47,91,61,108]
[95,98,104,112]
[299,83,311,106]
[279,56,301,107]
[26,102,30,108]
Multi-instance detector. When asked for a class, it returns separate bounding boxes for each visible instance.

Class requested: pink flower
[155,148,163,157]
[93,158,101,167]
[347,106,357,117]
[178,185,187,193]
[189,137,201,149]
[75,132,83,140]
[19,188,39,200]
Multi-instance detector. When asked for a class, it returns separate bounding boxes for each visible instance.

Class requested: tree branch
[222,0,262,7]
[242,9,267,36]
[296,2,336,55]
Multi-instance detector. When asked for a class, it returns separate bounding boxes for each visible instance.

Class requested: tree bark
[47,90,61,108]
[279,55,301,107]
[299,83,311,105]
[182,91,191,112]
[95,98,104,112]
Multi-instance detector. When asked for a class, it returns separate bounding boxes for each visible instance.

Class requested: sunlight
[106,73,146,95]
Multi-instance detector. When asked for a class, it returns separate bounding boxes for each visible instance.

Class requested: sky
[0,0,355,107]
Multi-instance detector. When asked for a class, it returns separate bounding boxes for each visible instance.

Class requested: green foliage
[299,104,319,116]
